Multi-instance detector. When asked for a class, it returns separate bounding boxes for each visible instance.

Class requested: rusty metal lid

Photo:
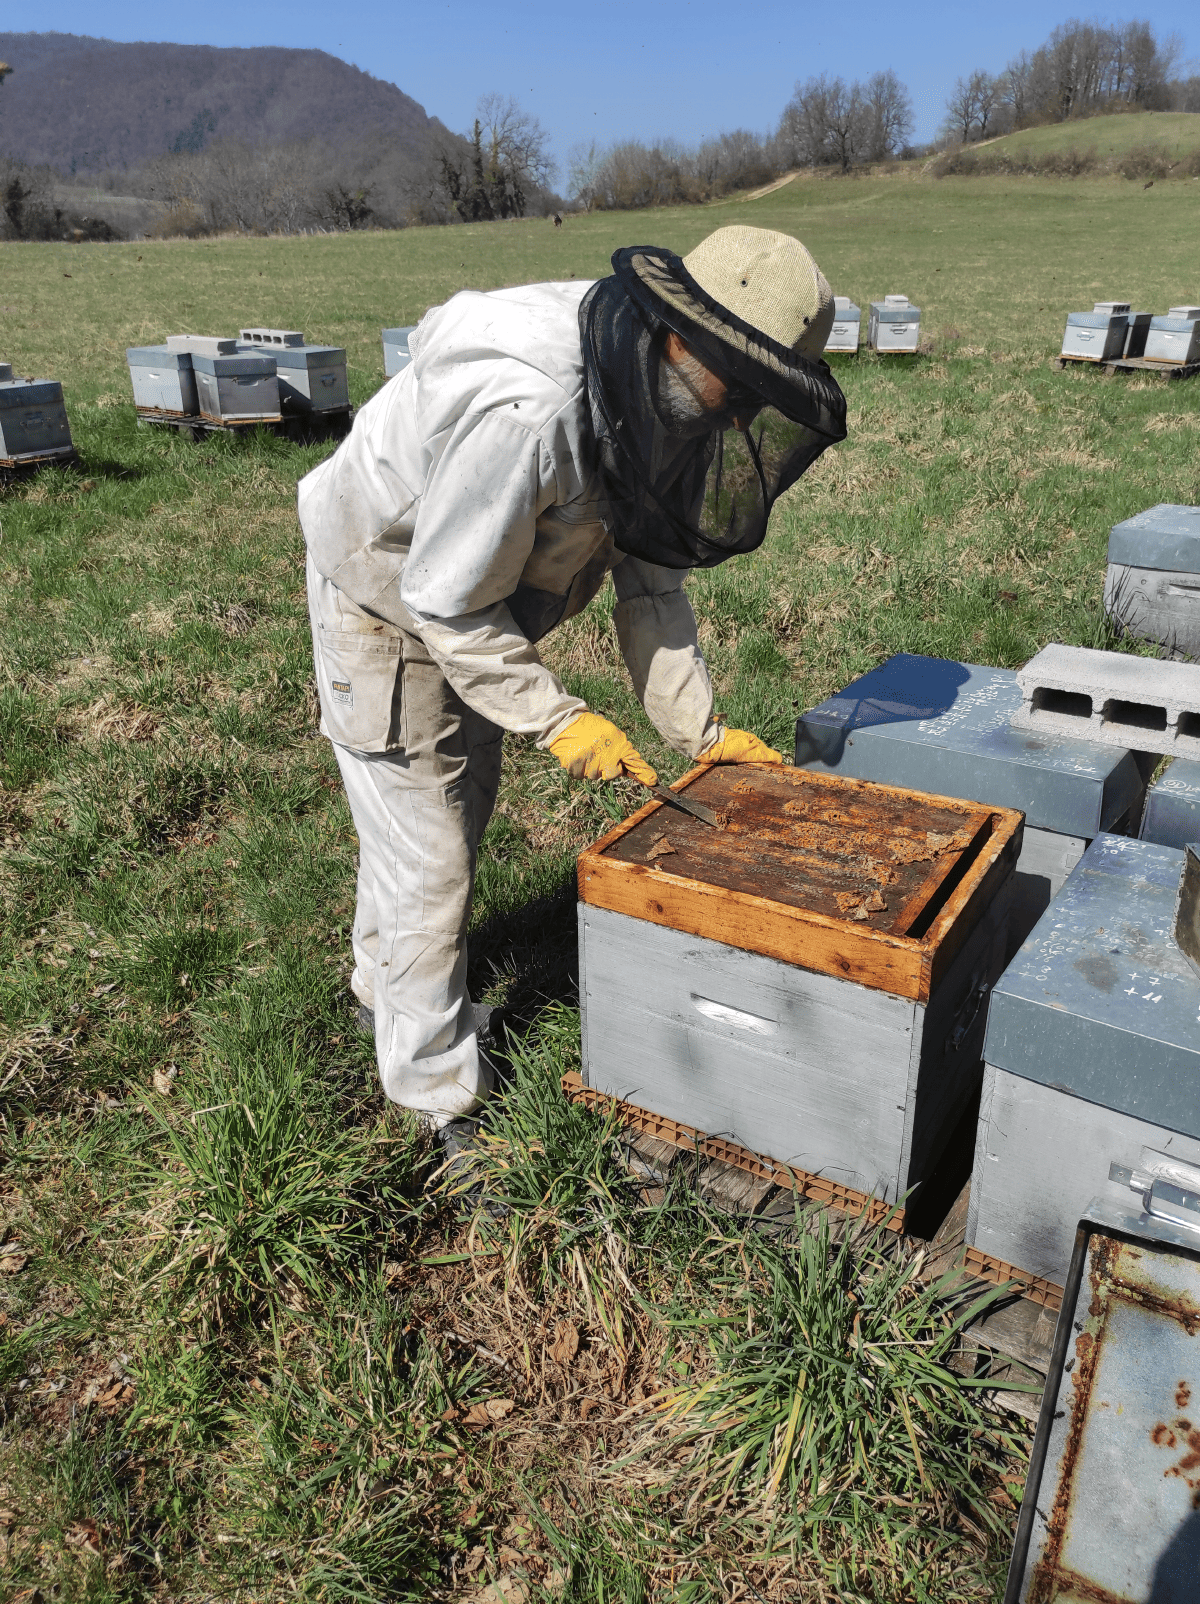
[1008,1195,1200,1603]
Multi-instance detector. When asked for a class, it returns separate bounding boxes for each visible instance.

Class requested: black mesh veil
[579,245,848,570]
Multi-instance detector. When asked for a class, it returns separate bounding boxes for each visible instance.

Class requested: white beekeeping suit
[299,282,719,1121]
[298,229,845,1130]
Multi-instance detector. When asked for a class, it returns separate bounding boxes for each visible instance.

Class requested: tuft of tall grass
[146,1044,425,1326]
[652,1209,1021,1590]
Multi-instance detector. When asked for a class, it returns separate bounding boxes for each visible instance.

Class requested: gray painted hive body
[968,835,1200,1287]
[237,331,348,414]
[382,326,418,378]
[1104,502,1200,660]
[0,377,74,463]
[1006,1199,1200,1604]
[795,653,1146,955]
[578,764,1021,1207]
[1143,315,1200,365]
[126,346,199,416]
[868,295,920,353]
[825,296,861,353]
[1141,758,1200,849]
[1013,643,1200,758]
[1060,311,1128,362]
[190,351,280,424]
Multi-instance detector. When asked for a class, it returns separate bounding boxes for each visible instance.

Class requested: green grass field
[2,172,1200,1601]
[979,108,1200,163]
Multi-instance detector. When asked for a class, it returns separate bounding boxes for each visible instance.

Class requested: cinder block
[969,835,1200,1285]
[1013,643,1200,758]
[1139,758,1200,849]
[1092,301,1131,315]
[1143,316,1200,366]
[0,377,74,462]
[1104,503,1200,659]
[868,296,920,354]
[238,327,304,347]
[165,334,237,357]
[824,296,861,354]
[795,654,1146,954]
[1061,311,1127,362]
[382,326,417,378]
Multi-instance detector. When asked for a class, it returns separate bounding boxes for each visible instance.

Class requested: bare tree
[861,70,914,159]
[944,74,981,143]
[567,140,602,210]
[1001,51,1034,127]
[435,94,556,221]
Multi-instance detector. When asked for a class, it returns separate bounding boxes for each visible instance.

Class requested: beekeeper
[298,225,847,1136]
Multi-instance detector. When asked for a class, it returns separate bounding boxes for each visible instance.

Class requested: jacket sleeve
[399,407,586,742]
[611,556,720,758]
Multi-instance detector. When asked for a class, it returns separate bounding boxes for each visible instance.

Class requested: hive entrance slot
[1103,697,1167,733]
[1031,686,1092,721]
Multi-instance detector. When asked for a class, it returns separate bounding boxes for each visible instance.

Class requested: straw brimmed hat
[611,226,836,417]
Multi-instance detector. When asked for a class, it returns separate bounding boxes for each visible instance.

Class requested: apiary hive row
[1061,299,1200,364]
[126,330,347,423]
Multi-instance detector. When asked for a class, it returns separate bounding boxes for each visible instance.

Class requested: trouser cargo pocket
[307,556,404,752]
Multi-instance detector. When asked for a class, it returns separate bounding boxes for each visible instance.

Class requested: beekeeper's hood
[580,226,848,569]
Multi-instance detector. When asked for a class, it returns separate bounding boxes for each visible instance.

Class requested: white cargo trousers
[307,557,501,1120]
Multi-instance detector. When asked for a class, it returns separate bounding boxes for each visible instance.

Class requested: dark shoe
[437,1117,482,1163]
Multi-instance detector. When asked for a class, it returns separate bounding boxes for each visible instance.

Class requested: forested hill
[0,31,442,173]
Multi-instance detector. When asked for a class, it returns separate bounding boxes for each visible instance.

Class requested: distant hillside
[0,31,443,174]
[980,110,1200,163]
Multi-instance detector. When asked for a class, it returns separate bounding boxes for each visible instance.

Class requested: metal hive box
[1006,1198,1200,1604]
[257,344,348,414]
[795,654,1146,954]
[1061,311,1128,362]
[125,346,198,417]
[382,326,417,378]
[1144,316,1200,366]
[1123,310,1153,358]
[868,296,920,353]
[1140,759,1200,849]
[578,764,1022,1205]
[0,378,74,462]
[969,836,1200,1287]
[825,296,861,354]
[190,352,280,425]
[1105,502,1200,660]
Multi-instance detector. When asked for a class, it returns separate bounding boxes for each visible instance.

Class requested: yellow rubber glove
[549,711,658,785]
[701,726,783,765]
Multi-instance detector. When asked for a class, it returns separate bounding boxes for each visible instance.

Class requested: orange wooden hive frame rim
[577,765,1025,1005]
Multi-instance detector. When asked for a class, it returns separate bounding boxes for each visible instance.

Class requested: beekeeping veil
[580,227,848,570]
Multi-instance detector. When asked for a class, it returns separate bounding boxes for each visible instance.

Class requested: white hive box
[238,336,348,415]
[125,346,198,416]
[969,835,1200,1288]
[578,764,1022,1213]
[1143,315,1200,366]
[868,295,920,354]
[382,326,417,377]
[1060,311,1128,362]
[1104,503,1200,660]
[190,351,280,425]
[824,297,861,354]
[0,378,74,464]
[795,654,1147,961]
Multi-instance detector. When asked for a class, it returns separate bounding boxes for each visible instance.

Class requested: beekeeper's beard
[652,340,733,438]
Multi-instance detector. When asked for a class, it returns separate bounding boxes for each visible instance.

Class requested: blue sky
[24,1,1200,176]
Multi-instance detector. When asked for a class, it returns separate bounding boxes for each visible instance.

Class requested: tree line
[2,16,1199,241]
[942,17,1194,145]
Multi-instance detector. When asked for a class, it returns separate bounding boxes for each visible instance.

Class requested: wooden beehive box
[578,765,1023,1209]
